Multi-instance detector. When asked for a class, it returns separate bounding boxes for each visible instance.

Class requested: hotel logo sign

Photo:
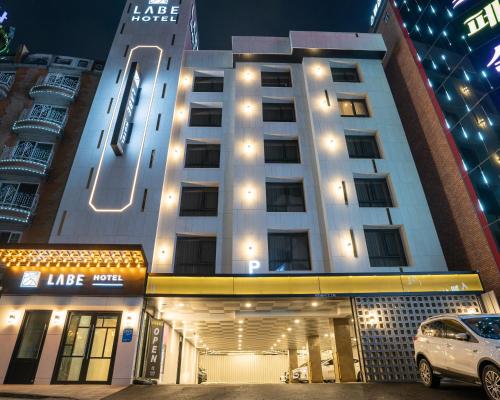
[464,0,500,37]
[131,0,179,23]
[4,267,145,296]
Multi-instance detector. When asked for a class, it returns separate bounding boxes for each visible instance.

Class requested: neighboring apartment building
[371,0,500,296]
[0,0,488,388]
[0,47,101,244]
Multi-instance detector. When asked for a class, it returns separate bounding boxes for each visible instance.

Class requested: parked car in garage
[414,314,500,400]
[290,358,362,383]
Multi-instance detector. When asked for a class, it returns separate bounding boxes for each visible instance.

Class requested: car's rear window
[462,316,500,340]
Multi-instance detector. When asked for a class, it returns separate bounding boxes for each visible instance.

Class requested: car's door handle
[472,349,478,353]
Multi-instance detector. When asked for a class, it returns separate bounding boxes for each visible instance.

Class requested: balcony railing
[0,185,39,224]
[0,72,15,99]
[12,104,68,139]
[30,73,80,104]
[0,143,54,178]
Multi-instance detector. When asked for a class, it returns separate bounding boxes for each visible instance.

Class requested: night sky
[3,0,374,61]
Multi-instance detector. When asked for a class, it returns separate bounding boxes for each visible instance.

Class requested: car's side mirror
[455,333,469,341]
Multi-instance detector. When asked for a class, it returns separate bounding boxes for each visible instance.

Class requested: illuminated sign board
[111,62,141,156]
[0,6,14,55]
[131,0,179,23]
[3,266,146,296]
[189,3,199,50]
[453,0,467,8]
[370,0,386,26]
[487,44,500,72]
[464,0,500,37]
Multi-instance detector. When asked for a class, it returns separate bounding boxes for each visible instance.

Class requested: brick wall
[376,5,499,296]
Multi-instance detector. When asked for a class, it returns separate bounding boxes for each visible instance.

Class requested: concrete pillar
[307,335,323,383]
[288,348,298,383]
[330,318,356,382]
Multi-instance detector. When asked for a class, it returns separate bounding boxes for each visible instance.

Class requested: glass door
[53,312,121,384]
[5,310,52,384]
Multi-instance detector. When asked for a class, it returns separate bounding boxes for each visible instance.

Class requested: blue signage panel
[122,328,133,342]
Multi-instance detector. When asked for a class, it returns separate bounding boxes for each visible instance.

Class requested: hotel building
[0,0,491,387]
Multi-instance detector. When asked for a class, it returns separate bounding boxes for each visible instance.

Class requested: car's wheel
[418,358,440,388]
[482,364,500,400]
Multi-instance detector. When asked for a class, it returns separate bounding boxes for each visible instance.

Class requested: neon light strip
[89,45,163,212]
[92,283,124,287]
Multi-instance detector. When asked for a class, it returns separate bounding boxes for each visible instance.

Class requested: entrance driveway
[104,382,486,400]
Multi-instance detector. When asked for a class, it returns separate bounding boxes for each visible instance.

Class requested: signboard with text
[143,317,164,379]
[2,266,146,296]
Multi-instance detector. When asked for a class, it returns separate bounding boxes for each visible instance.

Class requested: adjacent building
[371,0,500,296]
[0,0,490,388]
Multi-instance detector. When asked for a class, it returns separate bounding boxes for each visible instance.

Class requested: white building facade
[0,0,486,387]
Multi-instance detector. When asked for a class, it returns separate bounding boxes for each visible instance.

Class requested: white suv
[414,314,500,400]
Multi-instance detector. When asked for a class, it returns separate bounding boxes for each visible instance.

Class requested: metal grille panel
[354,295,482,382]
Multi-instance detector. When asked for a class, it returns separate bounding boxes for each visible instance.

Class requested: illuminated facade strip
[146,273,483,296]
[89,45,163,213]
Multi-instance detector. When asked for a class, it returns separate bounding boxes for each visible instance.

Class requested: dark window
[263,103,296,122]
[0,231,20,244]
[268,232,311,271]
[266,182,305,212]
[264,140,300,163]
[346,135,380,158]
[364,229,408,267]
[180,186,218,216]
[174,236,216,275]
[331,67,360,82]
[261,71,292,87]
[354,178,393,207]
[185,144,220,168]
[189,108,222,127]
[421,321,445,338]
[338,99,369,117]
[193,76,224,92]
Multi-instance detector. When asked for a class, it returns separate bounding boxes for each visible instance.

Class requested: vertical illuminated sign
[111,62,141,156]
[487,44,500,72]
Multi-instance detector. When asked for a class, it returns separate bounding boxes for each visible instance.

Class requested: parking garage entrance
[136,296,361,384]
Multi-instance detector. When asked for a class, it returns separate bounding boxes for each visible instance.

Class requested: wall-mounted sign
[122,328,134,342]
[143,317,164,379]
[0,7,14,55]
[453,0,467,8]
[487,44,500,72]
[131,0,180,23]
[2,266,146,296]
[248,260,260,274]
[111,62,141,156]
[464,0,500,37]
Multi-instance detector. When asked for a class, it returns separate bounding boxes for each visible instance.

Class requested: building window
[0,231,21,244]
[268,232,311,271]
[331,67,360,82]
[266,182,305,212]
[261,71,292,87]
[180,186,218,216]
[364,228,408,267]
[345,135,381,159]
[0,182,38,211]
[338,99,369,117]
[185,144,220,168]
[263,103,296,122]
[189,108,222,127]
[193,76,224,92]
[354,178,393,207]
[264,140,300,163]
[174,236,216,275]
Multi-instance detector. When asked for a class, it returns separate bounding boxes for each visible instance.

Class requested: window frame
[264,139,301,164]
[184,143,221,168]
[268,232,312,272]
[364,228,408,267]
[338,99,370,117]
[179,186,219,217]
[173,236,216,275]
[331,67,360,83]
[345,135,381,159]
[354,178,394,208]
[262,102,296,122]
[192,76,224,93]
[189,107,223,127]
[261,71,293,88]
[266,181,306,212]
